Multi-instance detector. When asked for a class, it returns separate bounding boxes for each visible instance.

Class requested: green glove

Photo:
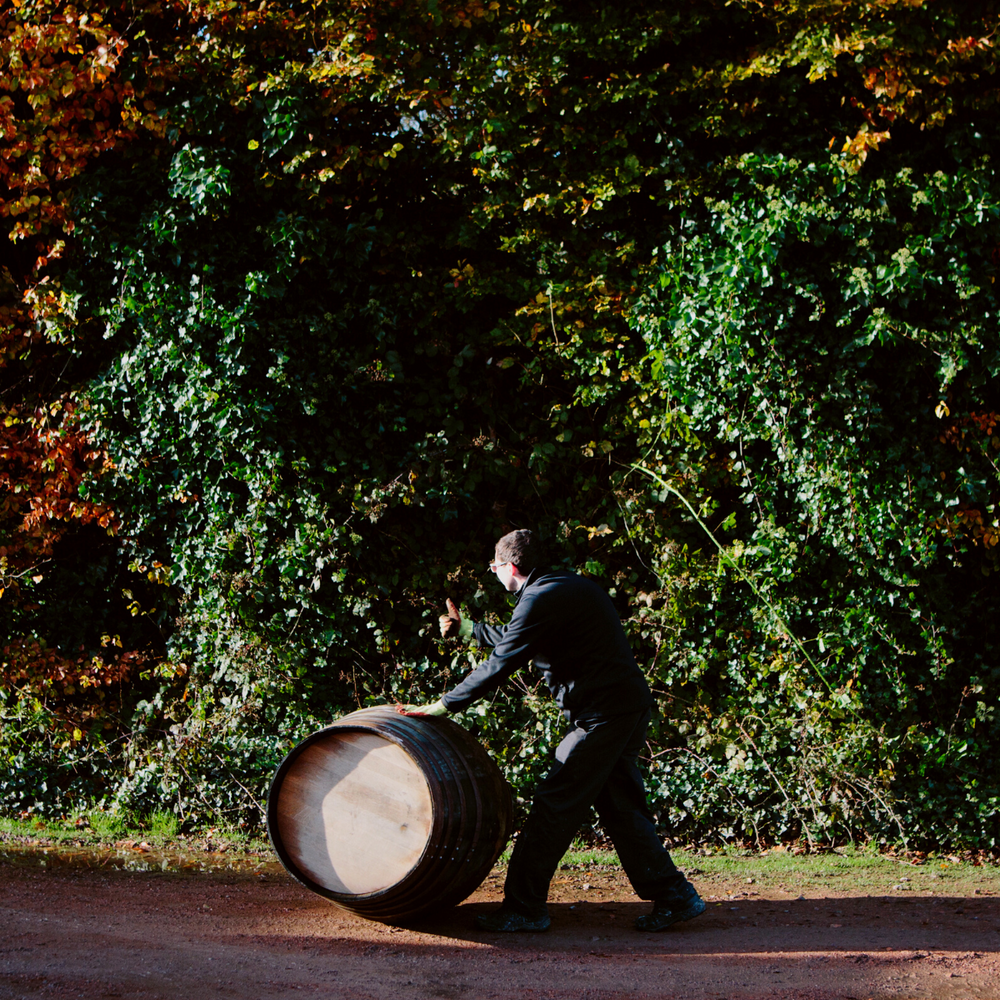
[397,699,449,717]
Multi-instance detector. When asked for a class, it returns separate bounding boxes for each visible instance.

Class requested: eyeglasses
[489,560,510,573]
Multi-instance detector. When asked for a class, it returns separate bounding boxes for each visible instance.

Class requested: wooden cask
[267,706,513,923]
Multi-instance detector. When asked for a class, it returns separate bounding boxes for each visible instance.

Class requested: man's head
[491,529,541,592]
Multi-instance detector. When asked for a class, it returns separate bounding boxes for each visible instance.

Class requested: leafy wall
[1,0,997,847]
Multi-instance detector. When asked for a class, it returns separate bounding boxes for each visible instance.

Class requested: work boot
[635,887,706,932]
[475,908,551,932]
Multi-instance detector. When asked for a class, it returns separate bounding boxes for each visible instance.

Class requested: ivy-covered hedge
[632,149,999,848]
[1,0,997,849]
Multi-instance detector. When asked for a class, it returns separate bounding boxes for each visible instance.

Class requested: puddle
[0,841,288,877]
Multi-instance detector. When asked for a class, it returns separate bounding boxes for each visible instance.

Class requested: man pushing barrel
[399,528,704,934]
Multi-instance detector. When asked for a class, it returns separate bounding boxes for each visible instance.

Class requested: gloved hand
[396,699,449,717]
[438,597,463,638]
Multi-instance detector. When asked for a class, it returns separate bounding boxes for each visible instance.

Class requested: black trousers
[503,708,688,918]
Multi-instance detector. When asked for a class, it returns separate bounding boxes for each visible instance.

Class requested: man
[400,528,704,934]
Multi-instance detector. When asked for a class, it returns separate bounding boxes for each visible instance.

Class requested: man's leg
[593,711,689,899]
[479,712,644,930]
[593,711,705,931]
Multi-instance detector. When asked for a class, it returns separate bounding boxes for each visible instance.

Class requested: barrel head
[273,730,433,895]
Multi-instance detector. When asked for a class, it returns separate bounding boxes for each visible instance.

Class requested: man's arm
[473,622,505,647]
[440,597,548,712]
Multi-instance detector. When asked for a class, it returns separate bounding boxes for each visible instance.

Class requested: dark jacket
[440,567,652,721]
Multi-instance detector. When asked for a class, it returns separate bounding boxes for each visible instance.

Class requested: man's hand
[396,699,448,717]
[438,597,463,638]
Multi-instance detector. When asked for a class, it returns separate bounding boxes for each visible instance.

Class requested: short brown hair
[495,529,542,573]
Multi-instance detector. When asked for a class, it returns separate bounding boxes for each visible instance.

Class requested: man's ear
[509,563,519,576]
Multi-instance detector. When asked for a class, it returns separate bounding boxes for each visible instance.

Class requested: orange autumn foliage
[0,636,148,728]
[1,0,164,691]
[0,398,116,595]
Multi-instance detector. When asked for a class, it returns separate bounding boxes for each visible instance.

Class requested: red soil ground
[1,848,998,1000]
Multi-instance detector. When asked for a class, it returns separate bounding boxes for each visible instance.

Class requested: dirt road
[1,848,998,999]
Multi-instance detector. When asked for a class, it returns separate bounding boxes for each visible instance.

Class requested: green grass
[3,812,996,897]
[493,842,998,896]
[0,809,264,851]
[0,814,86,846]
[497,844,620,868]
[88,809,126,840]
[146,810,181,841]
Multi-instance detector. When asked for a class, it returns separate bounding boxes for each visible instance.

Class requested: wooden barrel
[266,706,513,923]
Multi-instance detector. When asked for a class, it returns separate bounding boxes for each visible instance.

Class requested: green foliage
[632,146,1000,847]
[3,0,999,850]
